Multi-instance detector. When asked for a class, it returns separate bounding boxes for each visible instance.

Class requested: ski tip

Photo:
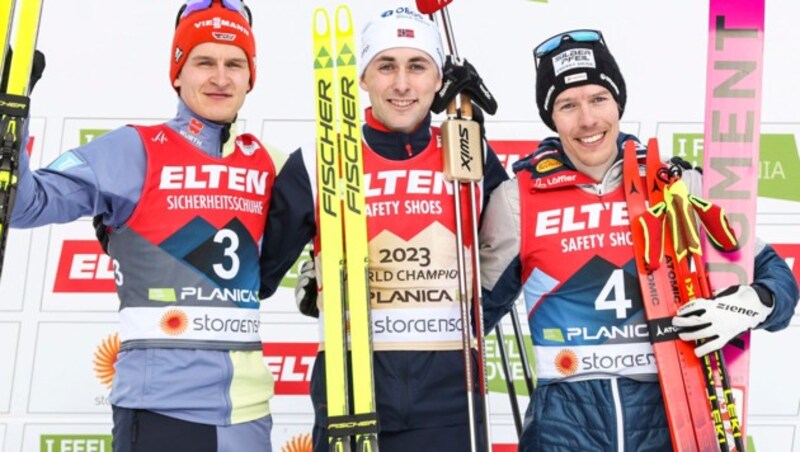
[312,8,331,39]
[334,5,353,38]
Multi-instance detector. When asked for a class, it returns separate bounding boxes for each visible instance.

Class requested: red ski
[623,139,718,451]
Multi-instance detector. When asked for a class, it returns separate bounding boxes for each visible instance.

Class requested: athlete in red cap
[11,2,277,450]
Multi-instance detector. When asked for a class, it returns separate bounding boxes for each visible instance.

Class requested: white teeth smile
[580,133,603,144]
[391,100,414,107]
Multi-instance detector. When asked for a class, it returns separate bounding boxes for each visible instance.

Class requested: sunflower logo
[93,333,120,388]
[554,349,579,376]
[281,433,312,452]
[160,309,189,336]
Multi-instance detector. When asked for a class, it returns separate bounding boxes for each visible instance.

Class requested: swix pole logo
[159,165,269,195]
[53,240,116,293]
[458,124,475,172]
[364,170,453,197]
[535,202,629,236]
[262,342,318,395]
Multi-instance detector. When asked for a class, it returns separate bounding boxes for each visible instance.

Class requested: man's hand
[431,55,497,116]
[672,284,774,357]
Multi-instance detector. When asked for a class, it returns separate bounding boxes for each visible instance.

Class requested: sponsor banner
[748,324,800,452]
[771,243,800,291]
[485,320,535,396]
[656,123,800,214]
[40,434,111,452]
[27,322,118,413]
[269,420,315,452]
[534,342,657,380]
[119,306,261,344]
[53,240,116,294]
[262,342,317,397]
[367,306,464,349]
[0,323,20,412]
[16,426,112,452]
[40,219,119,309]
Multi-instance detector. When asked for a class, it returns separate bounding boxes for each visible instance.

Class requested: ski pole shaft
[509,305,535,396]
[495,323,523,437]
[452,183,478,452]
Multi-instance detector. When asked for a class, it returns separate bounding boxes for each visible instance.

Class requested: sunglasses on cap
[533,29,604,67]
[176,0,252,27]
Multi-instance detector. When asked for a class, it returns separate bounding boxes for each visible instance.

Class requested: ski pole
[417,1,492,450]
[509,302,535,396]
[495,322,523,437]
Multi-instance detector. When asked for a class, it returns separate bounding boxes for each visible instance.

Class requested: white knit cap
[359,5,444,77]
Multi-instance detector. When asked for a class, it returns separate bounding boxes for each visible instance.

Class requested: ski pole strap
[327,412,381,437]
[646,316,681,344]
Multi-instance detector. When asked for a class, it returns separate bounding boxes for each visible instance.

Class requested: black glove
[431,55,497,116]
[1,48,46,94]
[93,215,111,254]
[295,254,319,318]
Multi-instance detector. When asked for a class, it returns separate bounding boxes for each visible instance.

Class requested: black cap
[535,36,626,131]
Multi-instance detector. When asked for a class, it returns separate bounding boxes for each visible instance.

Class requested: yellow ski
[313,5,378,451]
[0,0,44,281]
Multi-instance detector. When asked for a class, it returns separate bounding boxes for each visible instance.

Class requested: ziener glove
[672,284,774,357]
[431,55,497,116]
[295,257,319,318]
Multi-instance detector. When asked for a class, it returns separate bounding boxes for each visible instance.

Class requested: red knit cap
[171,0,256,92]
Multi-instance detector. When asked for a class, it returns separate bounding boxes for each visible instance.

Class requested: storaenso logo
[373,315,462,334]
[193,314,260,334]
[459,124,475,171]
[339,71,362,215]
[93,333,120,389]
[581,351,656,372]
